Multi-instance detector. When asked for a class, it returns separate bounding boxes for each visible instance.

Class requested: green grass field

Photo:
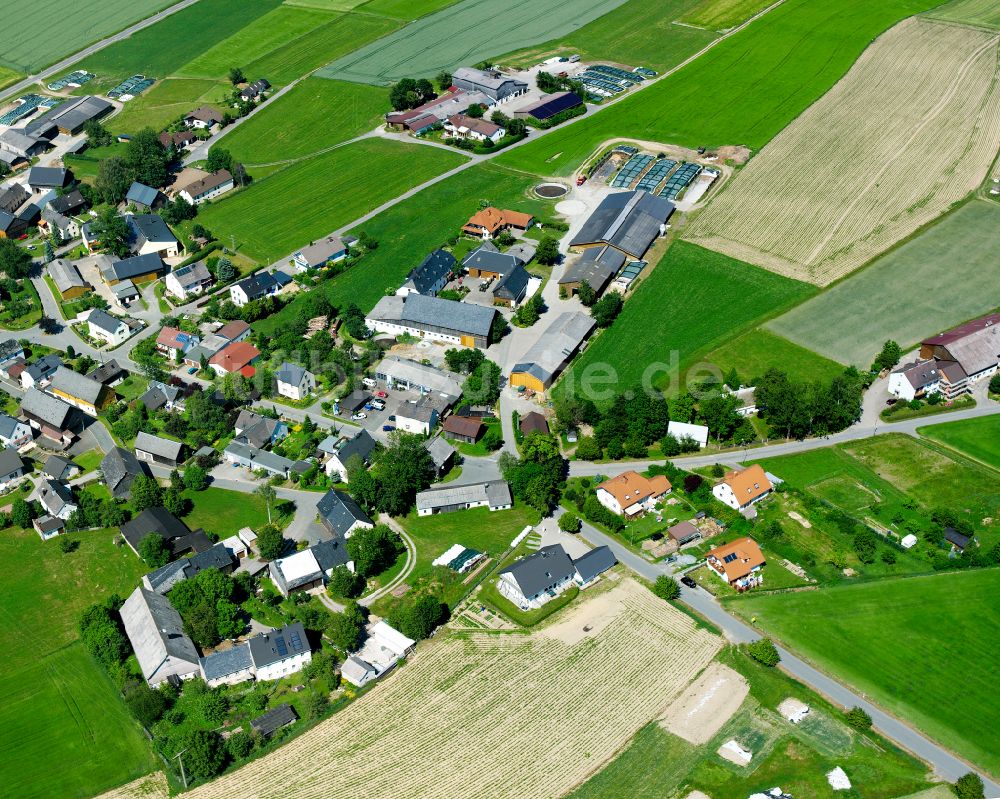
[498,0,943,177]
[0,525,155,798]
[678,0,775,29]
[554,242,816,405]
[0,65,22,91]
[355,0,459,18]
[109,78,230,134]
[76,0,283,90]
[732,569,1000,776]
[925,0,1000,27]
[0,0,174,74]
[767,200,1000,367]
[318,0,632,85]
[919,416,1000,470]
[500,0,718,71]
[183,486,291,537]
[223,78,387,164]
[703,327,845,385]
[177,5,338,79]
[253,162,554,334]
[199,138,463,263]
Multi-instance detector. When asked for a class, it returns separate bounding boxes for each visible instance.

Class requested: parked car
[371,399,386,411]
[362,378,377,388]
[680,575,697,589]
[187,366,198,374]
[352,412,367,420]
[576,174,587,186]
[382,425,395,432]
[374,390,388,398]
[364,403,374,411]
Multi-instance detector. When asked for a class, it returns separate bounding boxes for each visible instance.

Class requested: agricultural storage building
[415,480,512,516]
[570,189,674,258]
[366,293,496,348]
[48,258,89,299]
[510,312,595,393]
[120,586,200,686]
[397,249,455,297]
[513,91,583,121]
[25,95,113,136]
[558,245,626,296]
[463,243,524,277]
[452,67,528,102]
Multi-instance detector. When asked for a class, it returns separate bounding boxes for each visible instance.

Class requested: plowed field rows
[686,17,1000,285]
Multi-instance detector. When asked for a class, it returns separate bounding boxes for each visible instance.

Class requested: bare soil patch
[659,661,749,744]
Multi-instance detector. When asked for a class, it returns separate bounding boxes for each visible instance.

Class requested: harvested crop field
[766,200,1000,366]
[686,17,1000,286]
[177,579,720,799]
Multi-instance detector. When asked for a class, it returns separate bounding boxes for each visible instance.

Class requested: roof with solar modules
[249,622,309,668]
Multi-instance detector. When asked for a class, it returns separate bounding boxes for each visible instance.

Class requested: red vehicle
[576,174,587,186]
[375,390,388,398]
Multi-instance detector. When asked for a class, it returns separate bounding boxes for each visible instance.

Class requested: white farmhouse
[712,464,773,511]
[275,362,316,400]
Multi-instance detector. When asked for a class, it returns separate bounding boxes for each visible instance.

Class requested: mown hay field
[0,0,173,74]
[678,0,775,30]
[686,17,1000,286]
[919,416,1000,471]
[766,200,1000,366]
[926,0,1000,29]
[174,579,720,799]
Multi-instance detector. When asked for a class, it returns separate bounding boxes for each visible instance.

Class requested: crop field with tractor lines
[132,580,719,799]
[686,17,1000,285]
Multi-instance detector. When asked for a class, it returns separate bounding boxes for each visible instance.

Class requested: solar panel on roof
[274,636,288,657]
[289,631,302,651]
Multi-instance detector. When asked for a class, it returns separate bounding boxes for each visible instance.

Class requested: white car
[352,412,367,420]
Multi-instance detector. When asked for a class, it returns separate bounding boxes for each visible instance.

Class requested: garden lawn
[73,449,104,474]
[0,0,173,74]
[75,0,283,92]
[0,278,43,330]
[252,161,553,334]
[183,486,292,537]
[0,525,154,799]
[554,242,816,406]
[500,0,717,71]
[767,200,1000,367]
[241,11,401,86]
[198,138,464,263]
[703,328,845,385]
[918,415,1000,470]
[397,502,540,605]
[107,78,230,135]
[222,78,388,165]
[498,0,943,177]
[731,569,1000,777]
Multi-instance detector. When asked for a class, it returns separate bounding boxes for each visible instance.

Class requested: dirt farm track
[96,579,719,799]
[686,16,1000,285]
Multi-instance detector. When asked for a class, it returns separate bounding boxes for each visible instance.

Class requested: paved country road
[0,0,202,104]
[555,508,1000,793]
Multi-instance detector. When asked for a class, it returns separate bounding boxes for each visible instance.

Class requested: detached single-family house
[21,354,62,389]
[140,379,187,412]
[712,464,773,512]
[275,362,315,400]
[127,214,180,258]
[223,440,296,478]
[705,536,765,590]
[159,130,198,150]
[239,79,270,103]
[47,366,114,416]
[209,341,260,376]
[317,489,374,539]
[0,182,30,214]
[86,359,127,387]
[325,428,377,482]
[498,544,576,609]
[0,412,32,448]
[42,454,78,481]
[234,410,287,448]
[135,431,184,467]
[86,309,132,346]
[230,272,280,307]
[144,542,234,594]
[248,622,311,681]
[177,169,234,205]
[125,181,163,211]
[0,338,25,366]
[37,478,77,520]
[415,480,512,516]
[596,471,672,518]
[26,166,70,193]
[396,249,455,297]
[101,446,149,500]
[217,320,252,343]
[444,114,505,143]
[120,506,197,557]
[442,415,483,444]
[120,586,200,686]
[19,388,80,445]
[462,207,534,240]
[165,262,213,299]
[184,105,223,130]
[156,326,200,361]
[0,449,28,488]
[292,235,348,271]
[41,206,80,242]
[423,436,455,476]
[48,189,87,217]
[394,396,441,436]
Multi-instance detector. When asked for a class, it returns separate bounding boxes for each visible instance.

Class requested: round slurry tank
[535,183,569,198]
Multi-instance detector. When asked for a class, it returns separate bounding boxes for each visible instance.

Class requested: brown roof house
[519,411,549,436]
[462,207,534,240]
[442,415,483,444]
[705,536,765,590]
[183,105,223,130]
[595,471,671,518]
[444,114,505,144]
[177,168,234,205]
[712,464,773,512]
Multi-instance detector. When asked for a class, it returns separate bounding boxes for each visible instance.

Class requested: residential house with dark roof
[944,527,976,554]
[0,411,32,448]
[125,181,162,211]
[573,545,616,586]
[366,293,496,348]
[498,544,577,609]
[47,189,87,216]
[492,262,531,307]
[223,440,297,478]
[135,431,185,467]
[570,190,674,258]
[423,436,455,476]
[396,249,455,297]
[199,643,255,688]
[0,182,30,214]
[139,379,187,412]
[37,478,77,520]
[101,446,149,500]
[26,166,69,192]
[239,79,271,103]
[21,354,62,389]
[275,362,315,400]
[159,130,198,150]
[292,235,348,271]
[120,586,200,686]
[143,542,234,594]
[230,271,280,307]
[19,388,80,444]
[247,622,311,680]
[127,213,180,258]
[0,449,27,487]
[86,359,126,387]
[47,366,114,415]
[165,262,212,299]
[86,309,132,346]
[462,242,524,279]
[325,428,378,482]
[234,410,287,448]
[317,489,374,538]
[120,506,192,555]
[183,105,223,130]
[41,207,80,243]
[42,454,78,481]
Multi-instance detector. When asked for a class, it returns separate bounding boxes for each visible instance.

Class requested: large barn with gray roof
[570,190,674,259]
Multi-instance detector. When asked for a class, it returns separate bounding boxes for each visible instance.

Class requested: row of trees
[755,367,864,440]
